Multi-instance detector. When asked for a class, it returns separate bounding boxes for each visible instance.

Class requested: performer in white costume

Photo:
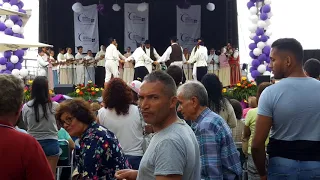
[37,49,49,77]
[143,40,161,73]
[207,48,219,75]
[64,48,75,84]
[57,48,68,84]
[125,43,157,81]
[123,47,134,83]
[75,46,85,85]
[187,41,208,81]
[84,50,96,85]
[95,45,106,87]
[105,38,123,83]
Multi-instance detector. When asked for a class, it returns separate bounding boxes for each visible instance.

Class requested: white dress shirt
[188,45,208,67]
[57,53,66,69]
[75,53,85,67]
[37,55,49,68]
[145,47,160,60]
[125,47,153,68]
[95,50,106,67]
[50,56,57,70]
[207,54,219,71]
[84,55,95,67]
[105,44,120,67]
[64,53,75,68]
[157,43,186,68]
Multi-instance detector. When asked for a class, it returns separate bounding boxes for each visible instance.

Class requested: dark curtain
[303,50,320,63]
[40,0,238,55]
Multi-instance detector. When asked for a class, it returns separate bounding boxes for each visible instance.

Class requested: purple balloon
[0,22,6,31]
[260,13,268,20]
[249,43,257,50]
[249,51,257,59]
[251,70,261,79]
[4,70,12,74]
[4,51,12,59]
[6,62,14,71]
[19,9,26,13]
[252,59,261,68]
[10,15,20,23]
[0,57,7,65]
[253,35,260,43]
[262,5,271,13]
[250,0,257,2]
[0,70,5,74]
[3,0,10,2]
[255,28,264,36]
[14,50,25,58]
[18,34,24,39]
[22,48,28,50]
[14,62,22,70]
[261,35,269,42]
[249,66,256,73]
[258,54,267,63]
[15,20,23,27]
[266,66,272,72]
[13,33,20,38]
[18,56,24,63]
[10,0,19,5]
[263,46,271,55]
[17,1,24,9]
[265,57,271,63]
[247,1,255,9]
[4,28,14,36]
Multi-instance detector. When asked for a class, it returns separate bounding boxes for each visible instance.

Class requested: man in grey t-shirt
[115,71,201,180]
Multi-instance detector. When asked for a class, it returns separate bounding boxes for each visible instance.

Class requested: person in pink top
[242,96,257,118]
[218,47,231,87]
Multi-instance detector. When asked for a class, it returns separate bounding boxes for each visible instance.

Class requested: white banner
[74,4,99,53]
[177,5,201,51]
[124,3,149,51]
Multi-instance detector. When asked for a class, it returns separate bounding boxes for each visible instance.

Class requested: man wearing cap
[143,40,161,73]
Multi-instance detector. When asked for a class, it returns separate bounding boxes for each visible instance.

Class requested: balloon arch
[247,0,272,80]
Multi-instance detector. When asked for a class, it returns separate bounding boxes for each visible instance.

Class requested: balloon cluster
[0,0,29,78]
[247,0,272,79]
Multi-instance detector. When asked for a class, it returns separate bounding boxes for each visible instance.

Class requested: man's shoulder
[198,111,230,133]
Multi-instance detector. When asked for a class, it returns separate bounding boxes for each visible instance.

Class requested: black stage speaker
[54,84,75,95]
[256,75,271,86]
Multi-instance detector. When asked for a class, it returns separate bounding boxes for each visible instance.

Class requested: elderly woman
[98,78,144,170]
[55,99,130,179]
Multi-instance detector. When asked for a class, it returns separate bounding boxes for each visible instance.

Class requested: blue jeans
[53,70,59,87]
[38,139,60,157]
[268,157,320,179]
[126,155,142,170]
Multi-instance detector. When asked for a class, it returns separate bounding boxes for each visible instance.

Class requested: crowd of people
[1,37,320,180]
[37,37,241,90]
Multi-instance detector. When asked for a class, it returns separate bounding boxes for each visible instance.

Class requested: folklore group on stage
[37,37,241,89]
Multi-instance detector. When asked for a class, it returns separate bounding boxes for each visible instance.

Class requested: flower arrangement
[222,77,257,102]
[24,80,55,102]
[68,81,103,101]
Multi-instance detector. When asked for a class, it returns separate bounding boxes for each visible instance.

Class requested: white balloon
[206,3,215,11]
[0,0,3,4]
[249,33,256,40]
[257,42,266,49]
[265,0,272,5]
[233,50,239,59]
[268,12,273,19]
[265,29,272,36]
[265,19,271,27]
[2,2,11,9]
[12,24,21,33]
[19,69,29,77]
[257,2,263,8]
[250,15,259,24]
[112,4,121,11]
[5,19,14,28]
[20,27,24,34]
[257,20,267,28]
[10,55,19,64]
[249,7,258,15]
[0,16,6,23]
[137,3,148,12]
[72,2,83,13]
[258,64,267,73]
[11,69,20,77]
[263,71,271,75]
[0,64,6,70]
[11,5,19,11]
[266,39,273,46]
[253,48,262,56]
[248,23,258,32]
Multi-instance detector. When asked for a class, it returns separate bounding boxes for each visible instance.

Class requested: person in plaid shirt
[177,81,242,180]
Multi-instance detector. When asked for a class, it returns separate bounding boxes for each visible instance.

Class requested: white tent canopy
[0,33,52,51]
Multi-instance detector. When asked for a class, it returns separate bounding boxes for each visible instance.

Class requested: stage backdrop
[124,3,149,51]
[177,5,201,52]
[74,4,99,53]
